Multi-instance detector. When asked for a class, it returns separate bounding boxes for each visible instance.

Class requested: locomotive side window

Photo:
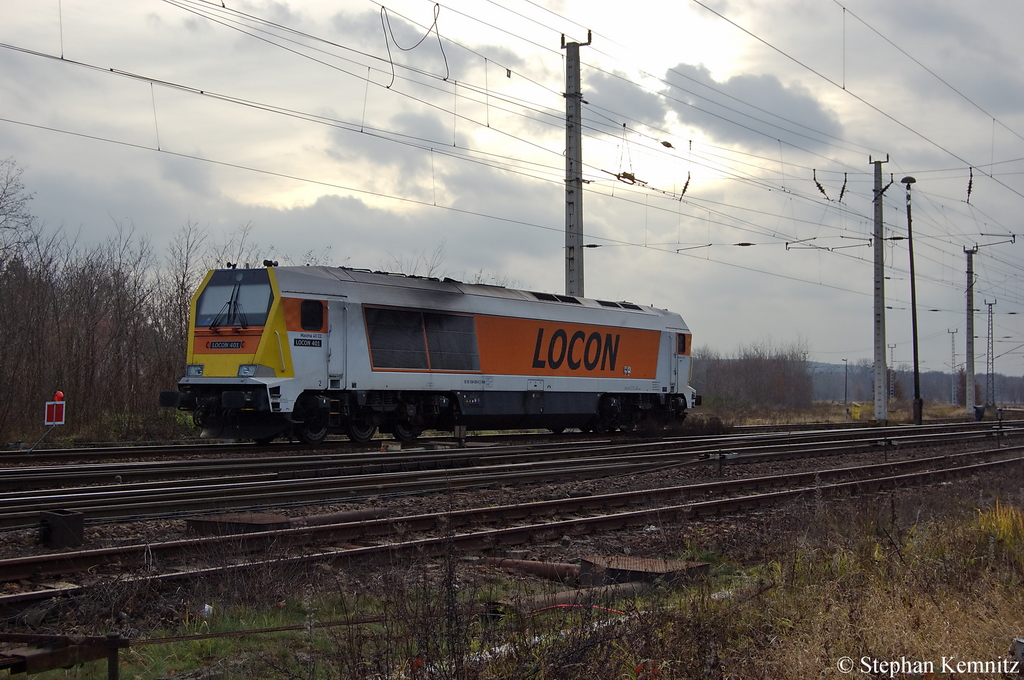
[424,313,480,370]
[195,269,273,327]
[365,308,429,369]
[676,333,692,355]
[300,300,324,331]
[365,307,480,371]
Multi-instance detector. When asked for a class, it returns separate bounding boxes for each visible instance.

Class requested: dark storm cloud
[323,107,450,201]
[580,60,842,151]
[157,153,216,197]
[583,70,667,128]
[664,63,842,151]
[235,167,559,281]
[854,0,1024,115]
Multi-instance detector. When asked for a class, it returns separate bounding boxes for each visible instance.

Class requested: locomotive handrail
[274,331,285,371]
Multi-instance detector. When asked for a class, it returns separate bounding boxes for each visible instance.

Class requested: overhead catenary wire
[163,0,1024,246]
[1,112,892,301]
[5,0,1024,324]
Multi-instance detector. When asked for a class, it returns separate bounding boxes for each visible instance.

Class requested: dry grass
[698,399,979,428]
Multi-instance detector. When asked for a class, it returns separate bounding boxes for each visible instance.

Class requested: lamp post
[903,176,923,425]
[843,357,849,420]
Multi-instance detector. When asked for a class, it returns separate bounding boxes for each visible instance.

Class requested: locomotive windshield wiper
[234,302,249,329]
[209,282,248,329]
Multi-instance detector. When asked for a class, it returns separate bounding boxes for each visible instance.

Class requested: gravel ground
[0,440,983,562]
[3,439,1022,643]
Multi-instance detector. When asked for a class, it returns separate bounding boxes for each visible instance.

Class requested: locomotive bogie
[161,266,699,443]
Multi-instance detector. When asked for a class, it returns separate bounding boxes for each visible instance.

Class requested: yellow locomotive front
[161,267,298,441]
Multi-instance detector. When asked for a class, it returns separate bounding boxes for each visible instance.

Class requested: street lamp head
[901,176,916,185]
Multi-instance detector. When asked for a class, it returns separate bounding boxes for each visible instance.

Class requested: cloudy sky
[4,0,1024,380]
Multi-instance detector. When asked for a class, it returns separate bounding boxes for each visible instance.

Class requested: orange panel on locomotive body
[159,265,700,444]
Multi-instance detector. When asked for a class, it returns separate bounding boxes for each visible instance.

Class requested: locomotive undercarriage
[166,385,688,444]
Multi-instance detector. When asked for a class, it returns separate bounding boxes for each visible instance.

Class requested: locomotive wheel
[295,419,328,445]
[346,420,377,444]
[592,395,621,434]
[192,407,210,428]
[391,422,422,442]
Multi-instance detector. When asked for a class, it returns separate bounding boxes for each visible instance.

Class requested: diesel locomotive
[160,265,700,443]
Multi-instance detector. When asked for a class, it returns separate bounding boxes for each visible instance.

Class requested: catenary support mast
[563,31,590,297]
[965,246,978,415]
[871,157,889,421]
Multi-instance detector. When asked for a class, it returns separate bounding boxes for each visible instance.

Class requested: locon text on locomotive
[531,328,620,371]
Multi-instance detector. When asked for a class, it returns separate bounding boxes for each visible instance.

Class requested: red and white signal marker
[45,391,66,426]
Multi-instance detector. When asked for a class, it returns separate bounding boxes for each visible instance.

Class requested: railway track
[2,418,1012,465]
[2,441,1021,613]
[1,422,1019,530]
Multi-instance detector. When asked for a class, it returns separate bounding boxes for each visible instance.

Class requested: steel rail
[1,427,1020,530]
[2,444,1021,584]
[0,453,484,492]
[3,421,1017,493]
[2,420,1015,486]
[2,419,1016,466]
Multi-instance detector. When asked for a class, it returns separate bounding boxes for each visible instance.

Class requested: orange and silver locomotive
[160,265,699,443]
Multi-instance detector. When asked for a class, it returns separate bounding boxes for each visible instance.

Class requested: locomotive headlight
[237,364,258,378]
[186,364,204,377]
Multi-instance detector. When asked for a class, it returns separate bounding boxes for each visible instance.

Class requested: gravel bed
[3,439,1021,642]
[0,441,981,563]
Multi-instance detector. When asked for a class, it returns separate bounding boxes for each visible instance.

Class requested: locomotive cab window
[195,269,273,328]
[676,333,692,356]
[300,300,324,331]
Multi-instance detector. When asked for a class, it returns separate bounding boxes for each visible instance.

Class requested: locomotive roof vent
[530,291,581,304]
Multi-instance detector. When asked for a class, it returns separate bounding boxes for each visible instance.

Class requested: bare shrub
[693,339,813,414]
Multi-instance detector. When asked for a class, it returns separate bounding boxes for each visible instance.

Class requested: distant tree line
[814,359,1024,407]
[691,340,814,411]
[0,158,506,444]
[0,158,284,443]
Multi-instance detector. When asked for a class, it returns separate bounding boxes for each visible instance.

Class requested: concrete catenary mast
[563,31,590,297]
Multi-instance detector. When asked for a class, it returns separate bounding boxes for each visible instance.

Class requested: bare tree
[382,240,447,277]
[206,221,267,270]
[466,268,522,288]
[151,220,209,390]
[692,339,812,410]
[268,244,339,267]
[0,157,34,255]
